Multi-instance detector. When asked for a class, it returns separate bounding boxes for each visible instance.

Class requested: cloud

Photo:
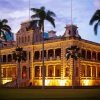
[94,0,100,9]
[0,0,100,43]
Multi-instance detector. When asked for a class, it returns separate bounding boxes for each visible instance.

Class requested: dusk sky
[0,0,100,43]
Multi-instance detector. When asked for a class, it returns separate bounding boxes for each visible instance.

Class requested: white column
[53,65,55,78]
[54,49,55,59]
[46,65,48,77]
[91,66,92,77]
[39,66,42,77]
[85,65,87,77]
[96,66,98,77]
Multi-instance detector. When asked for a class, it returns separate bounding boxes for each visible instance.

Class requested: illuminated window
[87,66,91,77]
[2,68,6,78]
[81,65,85,77]
[65,67,69,77]
[12,67,16,78]
[55,65,61,77]
[92,66,96,77]
[48,65,54,77]
[35,66,40,77]
[22,66,27,79]
[97,67,100,77]
[7,68,12,77]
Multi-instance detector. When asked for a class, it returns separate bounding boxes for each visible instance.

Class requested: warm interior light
[83,79,89,86]
[2,79,12,84]
[58,80,66,86]
[45,80,50,86]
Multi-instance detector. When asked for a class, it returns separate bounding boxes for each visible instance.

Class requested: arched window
[87,66,91,77]
[81,49,86,59]
[3,55,6,62]
[34,51,40,60]
[34,66,40,77]
[8,54,12,62]
[81,65,85,77]
[92,66,96,77]
[97,52,100,61]
[28,36,30,42]
[92,51,96,60]
[65,67,69,77]
[48,49,54,60]
[19,37,20,43]
[25,36,26,42]
[55,48,61,59]
[55,65,61,77]
[22,37,24,43]
[22,66,27,79]
[87,50,91,60]
[48,65,54,77]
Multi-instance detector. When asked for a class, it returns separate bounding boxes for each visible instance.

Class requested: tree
[0,19,11,40]
[0,19,11,86]
[12,47,27,88]
[66,45,81,88]
[31,6,56,88]
[89,10,100,35]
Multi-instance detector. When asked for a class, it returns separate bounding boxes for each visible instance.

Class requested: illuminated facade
[1,21,100,87]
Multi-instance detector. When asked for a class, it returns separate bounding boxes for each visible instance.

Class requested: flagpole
[71,0,73,25]
[29,0,30,21]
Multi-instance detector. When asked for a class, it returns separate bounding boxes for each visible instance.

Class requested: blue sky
[0,0,100,43]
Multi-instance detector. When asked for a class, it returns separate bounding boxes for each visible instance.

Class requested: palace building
[1,20,100,87]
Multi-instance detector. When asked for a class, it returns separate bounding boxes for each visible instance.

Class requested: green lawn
[0,88,100,100]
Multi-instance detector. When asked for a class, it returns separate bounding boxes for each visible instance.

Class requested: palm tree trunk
[17,61,20,88]
[0,48,2,87]
[42,22,45,89]
[72,58,74,89]
[0,43,3,87]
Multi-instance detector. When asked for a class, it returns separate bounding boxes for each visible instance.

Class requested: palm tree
[31,6,56,88]
[89,10,100,35]
[66,45,80,88]
[0,19,11,86]
[12,47,27,88]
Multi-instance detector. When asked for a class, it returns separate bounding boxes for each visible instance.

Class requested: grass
[0,88,100,100]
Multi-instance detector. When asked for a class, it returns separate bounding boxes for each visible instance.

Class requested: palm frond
[30,6,56,29]
[94,22,99,35]
[31,8,40,12]
[66,53,71,60]
[1,31,7,41]
[2,19,8,23]
[46,16,55,28]
[31,14,39,19]
[40,6,45,11]
[89,10,100,25]
[47,10,56,17]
